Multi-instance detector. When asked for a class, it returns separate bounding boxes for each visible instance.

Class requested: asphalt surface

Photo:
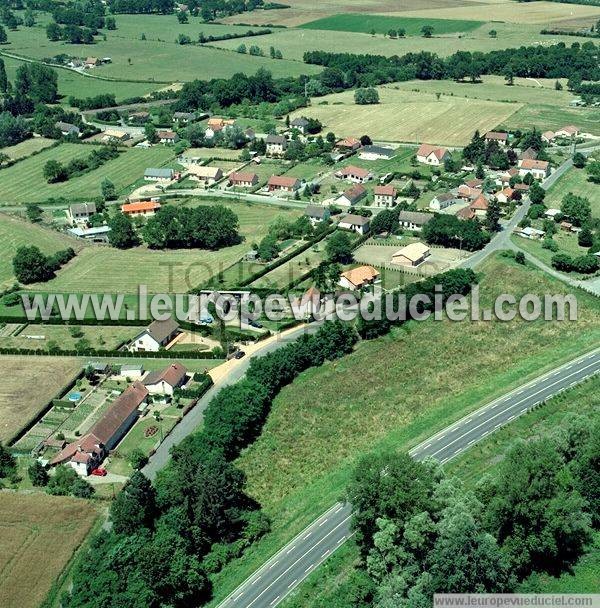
[216,347,600,608]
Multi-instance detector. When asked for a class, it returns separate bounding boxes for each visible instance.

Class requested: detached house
[398,210,432,232]
[555,125,579,138]
[66,202,96,225]
[496,187,515,204]
[338,213,370,235]
[229,172,258,188]
[304,204,330,225]
[470,194,489,218]
[143,362,188,396]
[541,131,556,144]
[157,130,179,144]
[56,121,80,137]
[519,159,550,180]
[144,167,174,182]
[336,184,367,206]
[266,135,287,157]
[188,165,223,184]
[205,117,235,138]
[337,165,372,184]
[373,184,396,207]
[290,117,309,134]
[121,200,161,217]
[416,143,450,166]
[392,242,431,267]
[484,131,509,146]
[267,175,300,193]
[130,318,180,352]
[173,111,196,124]
[339,265,380,291]
[430,192,459,211]
[335,137,361,152]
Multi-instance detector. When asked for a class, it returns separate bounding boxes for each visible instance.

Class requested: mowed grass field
[34,198,300,293]
[1,137,55,161]
[0,144,175,204]
[502,103,600,137]
[0,492,98,608]
[299,13,483,35]
[0,355,81,443]
[545,165,600,215]
[291,85,520,145]
[210,254,600,604]
[0,213,83,289]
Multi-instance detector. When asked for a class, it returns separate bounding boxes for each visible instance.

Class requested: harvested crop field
[0,356,81,443]
[0,492,98,608]
[291,85,520,145]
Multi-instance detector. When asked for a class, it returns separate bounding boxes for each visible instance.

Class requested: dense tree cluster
[46,22,95,44]
[14,62,58,103]
[141,205,241,249]
[0,110,30,147]
[423,214,491,251]
[347,411,598,605]
[12,245,75,284]
[108,0,175,14]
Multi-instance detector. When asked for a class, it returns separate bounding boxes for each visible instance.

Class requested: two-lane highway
[217,347,600,608]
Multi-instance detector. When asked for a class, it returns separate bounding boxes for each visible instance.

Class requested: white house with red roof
[416,144,450,166]
[336,165,372,183]
[373,184,396,207]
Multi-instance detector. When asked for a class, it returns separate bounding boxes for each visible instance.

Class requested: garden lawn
[299,14,484,35]
[208,253,600,604]
[290,86,520,145]
[0,212,83,289]
[511,231,591,269]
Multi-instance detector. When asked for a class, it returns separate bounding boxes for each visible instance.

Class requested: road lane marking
[269,560,279,569]
[270,596,280,605]
[318,518,328,526]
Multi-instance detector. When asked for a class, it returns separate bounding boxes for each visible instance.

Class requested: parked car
[248,320,263,328]
[91,468,107,476]
[234,350,246,359]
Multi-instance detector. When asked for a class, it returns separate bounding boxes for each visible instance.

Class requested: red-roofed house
[337,165,372,183]
[268,175,301,192]
[555,125,579,138]
[335,137,361,151]
[496,187,515,204]
[518,159,550,180]
[470,194,489,218]
[416,144,450,166]
[230,172,258,188]
[143,362,188,396]
[373,184,396,207]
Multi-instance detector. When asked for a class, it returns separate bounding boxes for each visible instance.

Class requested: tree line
[43,145,120,183]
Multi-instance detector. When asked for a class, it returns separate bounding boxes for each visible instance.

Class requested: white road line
[322,550,330,558]
[318,518,328,527]
[269,560,279,569]
[304,565,313,573]
[235,593,244,601]
[288,580,297,589]
[270,596,280,606]
[303,532,311,540]
[251,576,262,585]
[333,505,344,514]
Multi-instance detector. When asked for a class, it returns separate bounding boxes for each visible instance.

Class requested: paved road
[216,347,600,608]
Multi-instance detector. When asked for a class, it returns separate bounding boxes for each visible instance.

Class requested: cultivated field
[0,492,98,608]
[299,14,483,35]
[290,85,520,145]
[210,254,600,603]
[502,104,600,136]
[33,198,300,293]
[0,355,81,443]
[545,165,600,215]
[0,144,175,204]
[0,213,82,289]
[1,137,55,161]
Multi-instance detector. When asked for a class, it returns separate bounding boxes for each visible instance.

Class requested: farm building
[143,362,188,396]
[144,168,174,182]
[544,208,562,219]
[188,165,223,184]
[266,135,288,157]
[519,159,550,180]
[416,144,450,166]
[398,210,433,232]
[336,184,367,206]
[67,226,111,243]
[359,145,396,161]
[50,382,149,475]
[121,201,161,217]
[66,202,96,225]
[118,363,145,380]
[205,117,235,138]
[305,204,330,225]
[519,147,538,162]
[129,111,150,123]
[391,242,431,267]
[230,172,258,188]
[130,318,180,352]
[268,175,301,193]
[337,165,372,184]
[339,265,380,291]
[373,184,396,207]
[338,213,371,235]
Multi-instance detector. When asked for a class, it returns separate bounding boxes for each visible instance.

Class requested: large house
[50,382,149,475]
[229,172,258,188]
[338,213,371,235]
[304,204,330,225]
[157,130,179,144]
[338,265,380,291]
[188,165,223,184]
[484,131,508,146]
[143,362,188,396]
[336,184,367,206]
[130,318,180,352]
[391,242,431,267]
[416,144,450,166]
[373,184,396,207]
[518,159,550,180]
[121,201,161,217]
[266,135,288,157]
[359,145,396,161]
[337,165,372,184]
[66,202,96,225]
[144,167,174,182]
[267,175,300,193]
[398,210,433,232]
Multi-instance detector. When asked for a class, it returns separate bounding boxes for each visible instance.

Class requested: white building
[130,318,180,352]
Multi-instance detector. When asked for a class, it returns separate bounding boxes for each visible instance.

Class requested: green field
[300,13,484,35]
[291,85,520,145]
[502,103,600,137]
[1,137,56,161]
[545,165,600,215]
[0,144,175,204]
[209,254,600,604]
[0,213,81,288]
[281,375,600,607]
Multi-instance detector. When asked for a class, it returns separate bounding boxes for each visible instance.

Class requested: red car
[91,468,107,477]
